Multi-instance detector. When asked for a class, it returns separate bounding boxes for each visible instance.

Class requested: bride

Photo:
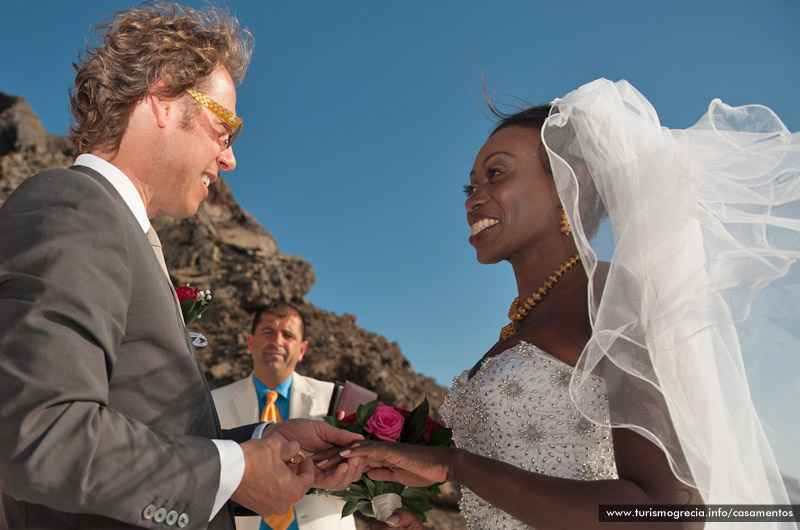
[343,79,799,529]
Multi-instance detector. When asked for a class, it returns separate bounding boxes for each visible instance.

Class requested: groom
[0,3,362,529]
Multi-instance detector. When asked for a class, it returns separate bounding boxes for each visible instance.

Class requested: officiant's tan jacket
[213,373,356,530]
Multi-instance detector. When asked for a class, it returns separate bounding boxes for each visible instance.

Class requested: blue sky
[3,1,798,478]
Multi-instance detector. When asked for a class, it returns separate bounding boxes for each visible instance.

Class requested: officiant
[213,302,356,530]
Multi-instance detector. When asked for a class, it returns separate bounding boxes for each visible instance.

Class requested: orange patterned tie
[260,391,296,530]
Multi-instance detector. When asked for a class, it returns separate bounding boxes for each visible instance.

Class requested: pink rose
[364,405,405,441]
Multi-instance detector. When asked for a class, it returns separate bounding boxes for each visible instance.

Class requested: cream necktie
[260,391,296,530]
[146,227,185,324]
[145,226,170,281]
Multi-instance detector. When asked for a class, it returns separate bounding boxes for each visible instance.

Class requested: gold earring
[560,207,571,236]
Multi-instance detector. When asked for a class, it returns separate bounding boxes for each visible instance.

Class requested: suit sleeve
[0,171,220,528]
[221,425,262,444]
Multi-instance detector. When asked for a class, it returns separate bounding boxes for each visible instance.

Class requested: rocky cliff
[0,91,464,529]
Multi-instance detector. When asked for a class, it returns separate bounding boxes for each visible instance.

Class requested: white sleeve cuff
[252,420,271,439]
[209,423,272,520]
[209,439,244,520]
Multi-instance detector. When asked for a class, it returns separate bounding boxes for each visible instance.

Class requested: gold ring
[290,450,306,465]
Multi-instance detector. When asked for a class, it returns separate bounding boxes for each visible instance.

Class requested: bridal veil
[541,79,799,514]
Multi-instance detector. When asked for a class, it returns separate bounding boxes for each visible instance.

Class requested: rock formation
[0,91,463,529]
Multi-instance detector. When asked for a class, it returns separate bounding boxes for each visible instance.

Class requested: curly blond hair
[69,1,253,155]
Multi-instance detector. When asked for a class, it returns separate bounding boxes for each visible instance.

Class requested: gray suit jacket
[212,374,355,530]
[0,167,253,529]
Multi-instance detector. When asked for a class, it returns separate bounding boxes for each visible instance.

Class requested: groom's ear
[145,79,178,129]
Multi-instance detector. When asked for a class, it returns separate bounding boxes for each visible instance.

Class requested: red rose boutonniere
[175,285,213,347]
[175,285,212,325]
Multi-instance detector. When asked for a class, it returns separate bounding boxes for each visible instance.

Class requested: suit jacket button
[166,510,179,526]
[142,504,157,520]
[154,507,167,523]
[177,512,190,528]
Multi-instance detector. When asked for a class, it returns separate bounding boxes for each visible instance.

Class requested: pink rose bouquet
[320,398,452,522]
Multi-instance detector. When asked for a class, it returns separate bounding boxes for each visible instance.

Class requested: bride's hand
[340,440,451,487]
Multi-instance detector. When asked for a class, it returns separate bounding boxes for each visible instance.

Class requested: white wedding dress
[440,341,617,529]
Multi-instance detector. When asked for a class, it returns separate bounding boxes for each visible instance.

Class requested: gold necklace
[500,253,581,340]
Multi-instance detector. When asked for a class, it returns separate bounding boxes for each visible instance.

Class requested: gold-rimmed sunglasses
[185,87,243,148]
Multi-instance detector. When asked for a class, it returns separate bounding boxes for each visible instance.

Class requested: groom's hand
[265,418,367,490]
[231,437,314,517]
[263,417,363,451]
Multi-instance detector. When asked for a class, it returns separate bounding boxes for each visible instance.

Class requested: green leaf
[400,397,429,444]
[429,426,453,446]
[401,494,433,516]
[374,481,404,496]
[180,298,197,324]
[325,488,348,498]
[323,415,363,432]
[341,499,360,517]
[360,475,377,498]
[399,486,435,522]
[400,486,429,502]
[180,298,195,311]
[347,423,364,433]
[427,483,443,495]
[348,480,370,498]
[357,500,374,518]
[356,400,378,424]
[326,489,362,503]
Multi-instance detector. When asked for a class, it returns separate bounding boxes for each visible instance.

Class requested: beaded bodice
[439,341,617,529]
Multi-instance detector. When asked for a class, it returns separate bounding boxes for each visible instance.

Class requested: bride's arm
[344,426,701,530]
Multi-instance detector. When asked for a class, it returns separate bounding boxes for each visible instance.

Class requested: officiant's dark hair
[251,302,307,338]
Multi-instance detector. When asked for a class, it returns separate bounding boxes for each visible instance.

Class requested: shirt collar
[252,373,293,403]
[74,153,150,234]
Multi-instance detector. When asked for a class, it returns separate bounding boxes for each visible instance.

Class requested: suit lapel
[233,377,259,424]
[289,374,315,420]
